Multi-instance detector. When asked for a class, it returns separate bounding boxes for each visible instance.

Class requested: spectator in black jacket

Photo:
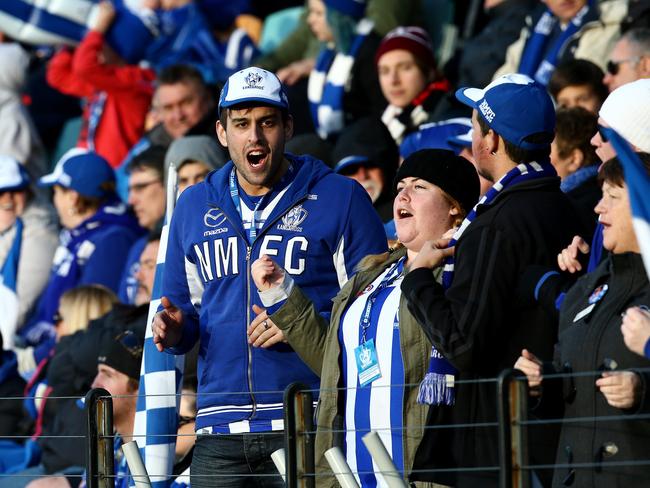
[401,74,581,487]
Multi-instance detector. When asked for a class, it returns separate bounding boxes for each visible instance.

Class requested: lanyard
[86,92,107,151]
[229,168,264,243]
[360,257,405,343]
[229,164,295,244]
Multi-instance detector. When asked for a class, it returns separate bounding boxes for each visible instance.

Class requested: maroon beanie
[375,26,436,69]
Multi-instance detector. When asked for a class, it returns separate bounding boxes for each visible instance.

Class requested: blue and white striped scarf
[307,19,373,139]
[0,218,23,349]
[417,161,558,405]
[518,0,593,86]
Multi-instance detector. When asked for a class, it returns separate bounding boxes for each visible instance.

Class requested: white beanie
[599,79,650,153]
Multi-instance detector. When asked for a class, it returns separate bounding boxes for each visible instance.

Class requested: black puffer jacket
[39,304,148,473]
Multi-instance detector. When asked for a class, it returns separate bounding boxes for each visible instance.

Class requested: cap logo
[479,100,496,123]
[244,71,264,90]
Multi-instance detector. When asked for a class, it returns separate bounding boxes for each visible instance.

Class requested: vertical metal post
[284,382,315,488]
[498,369,530,488]
[86,388,114,488]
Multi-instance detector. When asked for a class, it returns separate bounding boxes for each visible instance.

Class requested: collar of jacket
[202,153,332,232]
[475,174,561,215]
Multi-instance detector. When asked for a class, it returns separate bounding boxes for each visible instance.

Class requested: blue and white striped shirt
[339,259,406,487]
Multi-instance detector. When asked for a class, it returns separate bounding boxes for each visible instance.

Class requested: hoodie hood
[0,44,28,94]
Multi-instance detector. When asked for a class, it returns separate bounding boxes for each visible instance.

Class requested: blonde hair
[57,285,118,337]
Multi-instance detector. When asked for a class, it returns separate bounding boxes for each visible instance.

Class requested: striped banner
[132,165,185,487]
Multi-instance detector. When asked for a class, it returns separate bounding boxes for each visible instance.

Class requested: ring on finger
[263,320,269,330]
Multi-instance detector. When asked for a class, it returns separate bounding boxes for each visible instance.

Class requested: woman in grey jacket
[249,149,479,487]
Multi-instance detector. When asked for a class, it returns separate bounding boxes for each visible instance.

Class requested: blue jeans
[191,433,285,488]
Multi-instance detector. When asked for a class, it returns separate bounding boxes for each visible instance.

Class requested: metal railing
[2,366,650,486]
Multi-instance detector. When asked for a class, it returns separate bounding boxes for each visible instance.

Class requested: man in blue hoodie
[152,67,387,487]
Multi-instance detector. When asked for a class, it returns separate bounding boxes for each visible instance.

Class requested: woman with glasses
[516,154,650,487]
[249,149,479,487]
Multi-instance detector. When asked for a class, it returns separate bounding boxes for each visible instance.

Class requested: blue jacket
[163,154,387,432]
[23,200,142,347]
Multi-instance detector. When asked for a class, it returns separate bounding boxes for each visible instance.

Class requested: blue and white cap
[38,148,115,198]
[447,128,473,151]
[218,67,289,116]
[455,73,555,150]
[0,156,30,192]
[334,155,372,173]
[399,118,473,158]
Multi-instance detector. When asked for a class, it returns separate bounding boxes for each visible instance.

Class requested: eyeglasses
[598,124,609,143]
[128,179,162,194]
[606,56,640,75]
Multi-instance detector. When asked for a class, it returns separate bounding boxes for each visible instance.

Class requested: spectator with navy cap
[152,66,386,488]
[331,116,398,222]
[401,74,581,487]
[0,157,57,350]
[21,149,141,360]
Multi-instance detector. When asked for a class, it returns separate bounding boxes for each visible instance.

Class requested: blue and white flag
[602,127,650,279]
[0,218,23,350]
[133,166,184,487]
[0,0,155,63]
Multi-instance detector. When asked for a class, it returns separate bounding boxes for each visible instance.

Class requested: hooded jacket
[162,154,387,432]
[0,43,48,178]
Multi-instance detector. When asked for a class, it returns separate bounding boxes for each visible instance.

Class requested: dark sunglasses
[606,56,640,75]
[598,125,609,143]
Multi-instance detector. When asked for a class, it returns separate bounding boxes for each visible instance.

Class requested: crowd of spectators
[1,0,650,487]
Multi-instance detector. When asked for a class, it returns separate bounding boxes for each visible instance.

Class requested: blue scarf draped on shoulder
[21,199,140,347]
[307,19,374,140]
[417,161,558,405]
[518,0,594,86]
[0,218,23,348]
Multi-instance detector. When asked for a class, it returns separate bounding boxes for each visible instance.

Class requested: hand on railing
[514,349,543,397]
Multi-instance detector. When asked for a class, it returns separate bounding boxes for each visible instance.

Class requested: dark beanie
[395,149,480,214]
[375,26,436,69]
[97,330,143,381]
